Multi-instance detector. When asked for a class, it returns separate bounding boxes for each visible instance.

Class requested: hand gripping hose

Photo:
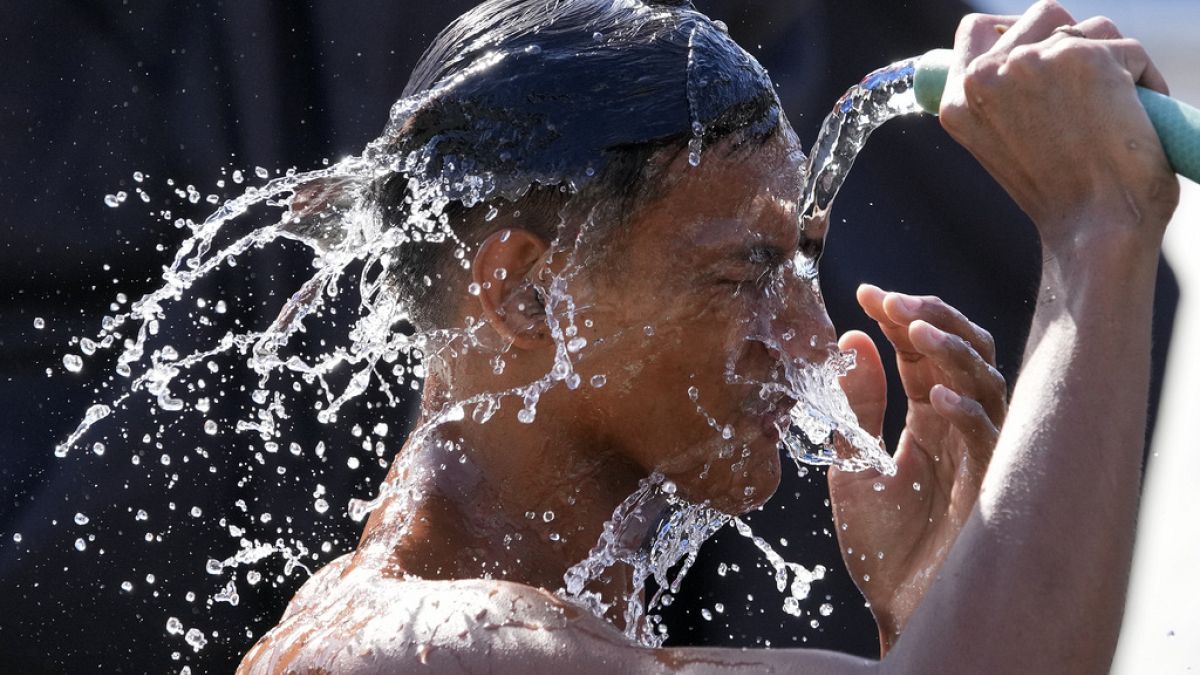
[914,48,1200,184]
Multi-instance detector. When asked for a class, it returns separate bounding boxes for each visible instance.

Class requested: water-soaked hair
[373,0,782,330]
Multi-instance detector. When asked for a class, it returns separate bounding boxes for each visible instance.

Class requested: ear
[472,228,550,350]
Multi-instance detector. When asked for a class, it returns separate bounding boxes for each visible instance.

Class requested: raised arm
[880,3,1177,673]
[676,2,1178,673]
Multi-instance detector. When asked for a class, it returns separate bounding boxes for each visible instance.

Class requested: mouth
[757,394,798,441]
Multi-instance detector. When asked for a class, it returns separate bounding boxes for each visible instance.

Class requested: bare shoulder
[238,556,876,675]
[237,555,653,675]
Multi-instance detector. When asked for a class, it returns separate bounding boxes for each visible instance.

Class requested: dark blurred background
[0,1,1177,672]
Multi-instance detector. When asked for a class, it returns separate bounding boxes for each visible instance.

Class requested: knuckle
[1008,45,1044,72]
[972,324,997,355]
[984,365,1008,395]
[1093,16,1120,36]
[1037,0,1074,24]
[963,55,1002,87]
[957,13,993,40]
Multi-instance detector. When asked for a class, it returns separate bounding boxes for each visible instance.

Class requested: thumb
[837,330,886,437]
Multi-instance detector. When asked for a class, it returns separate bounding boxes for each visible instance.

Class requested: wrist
[1039,217,1161,295]
[1038,200,1165,265]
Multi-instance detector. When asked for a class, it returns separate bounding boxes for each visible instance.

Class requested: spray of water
[48,11,923,661]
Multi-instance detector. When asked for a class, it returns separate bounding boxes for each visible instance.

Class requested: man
[241,0,1177,672]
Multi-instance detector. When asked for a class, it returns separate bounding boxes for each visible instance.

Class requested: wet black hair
[374,0,782,329]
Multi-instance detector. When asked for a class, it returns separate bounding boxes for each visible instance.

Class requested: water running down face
[435,129,839,515]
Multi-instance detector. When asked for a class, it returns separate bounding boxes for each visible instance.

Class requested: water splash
[48,12,928,664]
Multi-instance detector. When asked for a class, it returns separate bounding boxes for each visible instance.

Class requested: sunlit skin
[241,124,1006,669]
[242,2,1179,673]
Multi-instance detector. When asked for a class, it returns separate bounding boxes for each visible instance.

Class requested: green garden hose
[914,48,1200,183]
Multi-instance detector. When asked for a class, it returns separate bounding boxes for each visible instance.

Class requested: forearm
[885,229,1159,674]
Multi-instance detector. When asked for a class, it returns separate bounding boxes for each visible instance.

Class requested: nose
[763,271,837,365]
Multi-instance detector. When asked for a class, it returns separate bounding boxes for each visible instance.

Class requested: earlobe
[472,228,550,350]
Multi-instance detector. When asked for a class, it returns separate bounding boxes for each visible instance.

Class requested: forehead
[640,131,807,251]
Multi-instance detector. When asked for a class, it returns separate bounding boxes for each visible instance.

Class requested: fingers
[1073,15,1123,40]
[962,3,1169,98]
[910,321,1007,424]
[1107,37,1170,96]
[989,0,1077,53]
[882,293,997,365]
[857,284,1007,420]
[857,284,997,366]
[930,384,998,470]
[952,13,1022,71]
[837,331,887,436]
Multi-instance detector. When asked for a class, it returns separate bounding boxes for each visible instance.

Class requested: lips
[758,394,798,440]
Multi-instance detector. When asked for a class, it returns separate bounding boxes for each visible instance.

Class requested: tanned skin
[241,2,1179,673]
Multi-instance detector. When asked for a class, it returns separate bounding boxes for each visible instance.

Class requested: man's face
[557,129,835,514]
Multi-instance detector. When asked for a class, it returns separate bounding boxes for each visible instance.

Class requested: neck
[355,381,647,604]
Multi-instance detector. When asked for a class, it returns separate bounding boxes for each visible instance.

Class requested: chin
[691,438,783,515]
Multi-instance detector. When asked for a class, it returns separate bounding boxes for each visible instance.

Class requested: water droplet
[819,603,834,616]
[687,386,700,402]
[590,374,607,388]
[33,317,44,329]
[872,481,885,492]
[912,482,922,492]
[121,581,133,592]
[467,282,482,296]
[314,498,329,514]
[12,533,22,543]
[63,354,83,373]
[346,457,360,470]
[810,619,820,629]
[189,506,202,518]
[254,166,269,179]
[74,513,89,526]
[524,44,542,55]
[166,617,184,635]
[542,511,555,523]
[205,559,223,575]
[203,420,218,435]
[184,627,208,652]
[566,336,587,353]
[247,571,262,585]
[517,408,536,424]
[701,608,713,621]
[373,422,389,437]
[146,573,155,584]
[91,442,105,456]
[74,538,87,552]
[104,194,121,208]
